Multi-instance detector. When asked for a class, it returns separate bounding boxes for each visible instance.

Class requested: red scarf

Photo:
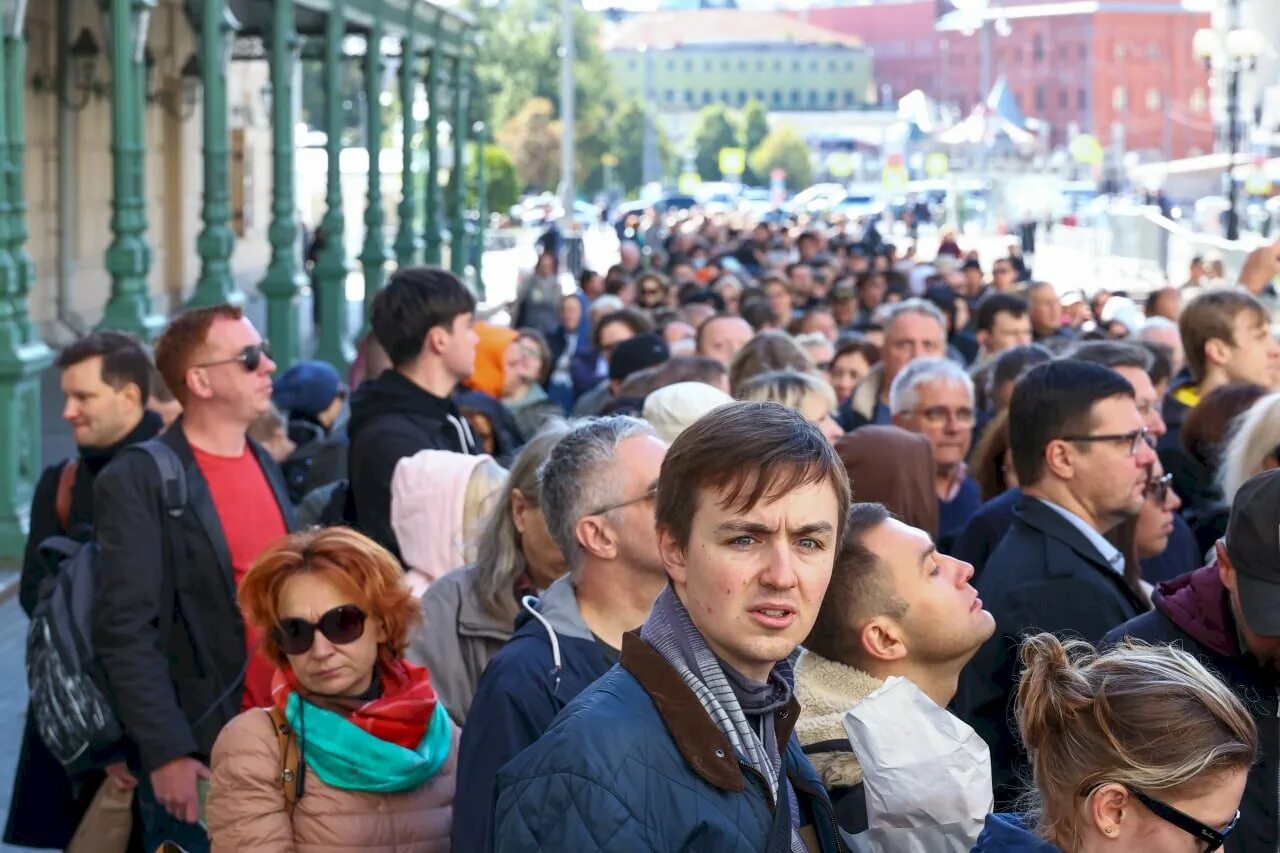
[271,653,438,750]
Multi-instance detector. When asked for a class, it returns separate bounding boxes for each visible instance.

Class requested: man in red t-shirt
[93,305,294,853]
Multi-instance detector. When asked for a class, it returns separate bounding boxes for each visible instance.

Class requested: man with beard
[954,360,1155,809]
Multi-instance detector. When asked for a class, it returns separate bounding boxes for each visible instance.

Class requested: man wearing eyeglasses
[890,357,982,552]
[1104,468,1280,853]
[954,360,1155,811]
[453,416,668,851]
[840,298,948,431]
[92,305,295,852]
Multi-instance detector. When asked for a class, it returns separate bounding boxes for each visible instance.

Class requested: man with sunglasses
[1104,468,1280,853]
[453,416,668,851]
[954,360,1155,811]
[92,305,295,853]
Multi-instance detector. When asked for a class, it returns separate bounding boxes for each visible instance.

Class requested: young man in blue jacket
[492,402,852,852]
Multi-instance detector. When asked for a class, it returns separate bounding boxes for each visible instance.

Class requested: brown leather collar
[619,630,802,794]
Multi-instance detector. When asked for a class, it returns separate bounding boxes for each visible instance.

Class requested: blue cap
[273,360,342,418]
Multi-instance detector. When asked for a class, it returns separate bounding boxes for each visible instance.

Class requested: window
[791,90,801,105]
[844,90,856,106]
[1035,85,1046,111]
[1190,87,1207,112]
[810,60,819,72]
[828,60,837,71]
[756,90,765,102]
[722,89,731,102]
[703,90,712,105]
[1078,89,1087,110]
[772,90,783,106]
[685,89,694,104]
[665,89,675,103]
[1112,85,1127,111]
[738,91,748,106]
[1033,34,1044,62]
[809,90,819,107]
[828,89,837,106]
[1146,88,1161,111]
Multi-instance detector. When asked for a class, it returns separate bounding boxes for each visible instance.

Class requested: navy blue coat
[971,813,1062,852]
[452,576,614,851]
[492,632,848,852]
[953,496,1147,809]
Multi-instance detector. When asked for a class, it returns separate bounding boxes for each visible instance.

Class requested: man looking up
[842,298,948,430]
[491,402,852,851]
[796,503,995,834]
[454,416,669,850]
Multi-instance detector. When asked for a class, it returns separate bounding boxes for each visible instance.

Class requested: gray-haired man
[452,415,668,851]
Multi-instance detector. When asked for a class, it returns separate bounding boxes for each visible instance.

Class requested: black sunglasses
[273,604,367,656]
[1145,472,1174,504]
[1129,788,1238,852]
[195,341,272,372]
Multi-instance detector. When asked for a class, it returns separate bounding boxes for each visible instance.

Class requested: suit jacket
[91,423,295,773]
[954,495,1146,809]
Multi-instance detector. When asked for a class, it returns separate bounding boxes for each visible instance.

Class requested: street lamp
[1194,24,1264,241]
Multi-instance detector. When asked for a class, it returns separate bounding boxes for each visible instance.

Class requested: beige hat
[642,382,734,444]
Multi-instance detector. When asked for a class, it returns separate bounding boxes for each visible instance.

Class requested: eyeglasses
[1144,472,1174,504]
[911,406,976,427]
[195,341,272,372]
[1059,427,1155,457]
[273,604,367,656]
[1129,788,1239,852]
[585,484,657,518]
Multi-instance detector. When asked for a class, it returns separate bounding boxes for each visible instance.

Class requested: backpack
[26,440,186,773]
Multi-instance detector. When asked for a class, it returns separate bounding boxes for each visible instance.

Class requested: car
[792,182,848,214]
[828,191,885,220]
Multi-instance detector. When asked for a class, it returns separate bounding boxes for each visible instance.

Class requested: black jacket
[347,371,476,560]
[954,496,1147,809]
[1103,565,1279,853]
[91,423,295,774]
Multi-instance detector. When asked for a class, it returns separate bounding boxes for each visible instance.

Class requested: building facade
[603,10,875,114]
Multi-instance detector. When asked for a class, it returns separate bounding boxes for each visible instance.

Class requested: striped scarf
[641,585,806,853]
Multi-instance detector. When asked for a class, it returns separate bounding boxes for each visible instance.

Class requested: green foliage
[749,125,812,190]
[481,145,520,213]
[612,100,671,193]
[496,97,562,192]
[740,99,770,184]
[690,104,740,182]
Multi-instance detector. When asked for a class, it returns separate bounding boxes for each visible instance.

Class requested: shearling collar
[793,650,884,789]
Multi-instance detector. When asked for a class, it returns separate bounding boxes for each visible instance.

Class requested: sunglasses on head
[273,604,367,656]
[195,341,272,372]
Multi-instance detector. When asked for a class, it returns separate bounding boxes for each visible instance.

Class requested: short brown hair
[655,401,851,553]
[1179,290,1267,383]
[55,330,152,400]
[238,527,421,667]
[804,502,904,665]
[155,304,244,405]
[728,331,813,395]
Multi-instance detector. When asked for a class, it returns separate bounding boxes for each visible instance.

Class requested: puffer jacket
[206,707,457,853]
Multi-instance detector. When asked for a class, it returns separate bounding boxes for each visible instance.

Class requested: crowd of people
[9,211,1280,852]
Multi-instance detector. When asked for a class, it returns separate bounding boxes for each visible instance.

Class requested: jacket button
[714,748,725,759]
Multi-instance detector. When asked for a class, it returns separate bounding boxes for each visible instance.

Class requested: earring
[1103,826,1115,835]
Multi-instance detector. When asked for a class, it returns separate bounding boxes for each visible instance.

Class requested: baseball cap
[609,334,670,382]
[642,382,734,444]
[273,360,343,419]
[1225,468,1280,635]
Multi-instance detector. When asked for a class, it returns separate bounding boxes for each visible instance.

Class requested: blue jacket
[492,632,848,852]
[971,813,1062,852]
[453,575,614,851]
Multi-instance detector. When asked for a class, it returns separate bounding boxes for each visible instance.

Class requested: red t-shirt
[191,444,287,710]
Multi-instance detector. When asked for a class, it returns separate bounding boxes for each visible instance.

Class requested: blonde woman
[735,369,843,442]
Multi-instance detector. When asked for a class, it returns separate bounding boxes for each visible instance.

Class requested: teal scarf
[285,694,453,793]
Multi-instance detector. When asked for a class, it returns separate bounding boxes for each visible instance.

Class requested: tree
[690,104,740,182]
[478,145,519,213]
[612,100,671,193]
[740,99,770,185]
[496,97,562,192]
[749,125,813,191]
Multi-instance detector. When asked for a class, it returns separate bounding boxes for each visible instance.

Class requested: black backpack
[26,440,186,773]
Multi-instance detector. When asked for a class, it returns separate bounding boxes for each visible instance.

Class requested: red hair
[154,304,244,406]
[238,527,421,667]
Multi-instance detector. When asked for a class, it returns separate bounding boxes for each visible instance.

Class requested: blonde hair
[1016,633,1257,850]
[1218,391,1280,504]
[735,369,836,416]
[462,457,509,565]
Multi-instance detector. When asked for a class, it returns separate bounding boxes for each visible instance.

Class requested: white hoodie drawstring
[521,594,562,694]
[447,413,475,452]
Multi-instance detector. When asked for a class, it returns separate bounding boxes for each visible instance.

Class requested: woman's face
[799,393,844,443]
[1088,770,1247,853]
[859,276,887,310]
[829,352,870,405]
[638,277,666,308]
[560,296,583,331]
[277,572,385,698]
[512,488,568,589]
[535,253,556,276]
[1134,469,1181,559]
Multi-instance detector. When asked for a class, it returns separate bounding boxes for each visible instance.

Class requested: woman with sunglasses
[206,527,456,852]
[1105,462,1182,603]
[973,632,1256,852]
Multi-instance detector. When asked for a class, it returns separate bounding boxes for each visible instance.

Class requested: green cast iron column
[472,118,487,301]
[0,6,53,560]
[423,39,442,265]
[313,1,353,371]
[392,23,420,269]
[449,55,468,279]
[100,0,164,338]
[187,0,240,308]
[258,0,305,370]
[358,19,389,334]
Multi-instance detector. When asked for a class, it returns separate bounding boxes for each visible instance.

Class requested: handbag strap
[266,706,301,816]
[55,459,78,531]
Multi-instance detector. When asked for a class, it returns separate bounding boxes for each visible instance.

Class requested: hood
[834,426,939,539]
[792,650,883,789]
[1161,372,1198,429]
[1151,560,1240,658]
[846,363,885,421]
[347,370,460,442]
[972,813,1062,852]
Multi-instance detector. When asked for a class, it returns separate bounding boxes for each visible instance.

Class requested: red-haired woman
[206,527,456,851]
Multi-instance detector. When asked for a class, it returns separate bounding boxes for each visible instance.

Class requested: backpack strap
[265,706,301,816]
[55,459,78,532]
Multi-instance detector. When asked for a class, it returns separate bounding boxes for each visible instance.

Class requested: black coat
[954,496,1147,809]
[4,412,162,850]
[1103,565,1278,853]
[91,423,295,774]
[347,371,476,560]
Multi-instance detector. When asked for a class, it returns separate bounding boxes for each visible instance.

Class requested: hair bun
[1015,633,1095,755]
